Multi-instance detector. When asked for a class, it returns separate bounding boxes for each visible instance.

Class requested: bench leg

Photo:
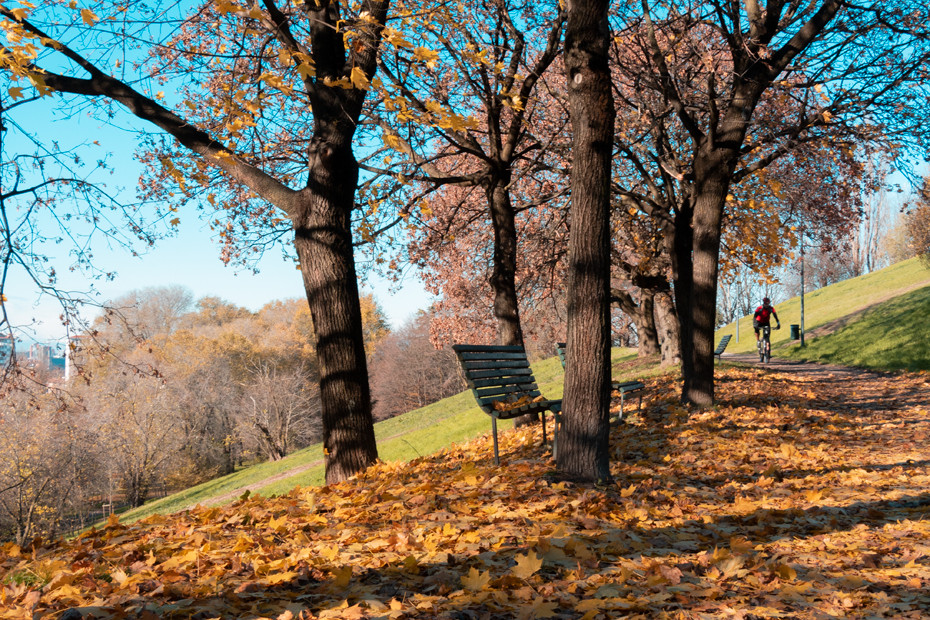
[541,410,547,446]
[492,417,500,466]
[552,414,559,460]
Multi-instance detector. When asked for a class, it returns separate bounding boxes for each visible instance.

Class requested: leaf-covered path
[1,365,928,619]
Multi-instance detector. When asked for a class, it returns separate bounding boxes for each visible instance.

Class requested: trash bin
[790,324,800,340]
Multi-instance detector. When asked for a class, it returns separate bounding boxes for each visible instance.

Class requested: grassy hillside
[779,283,930,371]
[716,257,930,355]
[118,347,638,522]
[117,258,930,523]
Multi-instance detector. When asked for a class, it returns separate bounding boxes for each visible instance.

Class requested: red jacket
[753,305,778,327]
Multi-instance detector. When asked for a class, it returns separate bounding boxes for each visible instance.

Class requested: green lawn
[716,257,930,355]
[778,284,930,371]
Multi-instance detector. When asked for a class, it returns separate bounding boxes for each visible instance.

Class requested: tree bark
[684,151,731,405]
[654,288,680,366]
[610,287,658,357]
[293,141,378,484]
[488,173,525,347]
[558,0,615,483]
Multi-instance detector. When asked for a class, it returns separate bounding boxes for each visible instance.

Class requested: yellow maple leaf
[297,62,315,79]
[520,596,558,619]
[461,566,491,591]
[331,565,353,589]
[512,551,543,579]
[264,570,298,585]
[7,86,24,101]
[350,66,370,90]
[80,8,98,25]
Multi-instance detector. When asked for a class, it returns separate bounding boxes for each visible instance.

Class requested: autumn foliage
[2,364,928,618]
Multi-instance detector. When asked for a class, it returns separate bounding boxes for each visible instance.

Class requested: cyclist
[753,297,781,350]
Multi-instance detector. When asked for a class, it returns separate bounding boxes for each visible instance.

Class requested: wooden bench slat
[477,396,558,412]
[462,359,531,371]
[475,384,541,400]
[458,351,533,361]
[466,367,534,380]
[470,375,538,389]
[452,344,525,353]
[613,381,645,393]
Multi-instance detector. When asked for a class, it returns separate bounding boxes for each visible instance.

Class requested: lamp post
[800,232,806,347]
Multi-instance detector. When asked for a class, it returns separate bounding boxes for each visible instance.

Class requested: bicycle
[757,324,780,363]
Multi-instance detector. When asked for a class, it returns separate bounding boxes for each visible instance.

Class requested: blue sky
[3,98,433,346]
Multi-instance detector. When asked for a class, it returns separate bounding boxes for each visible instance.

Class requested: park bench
[452,344,561,465]
[555,343,646,421]
[714,334,732,361]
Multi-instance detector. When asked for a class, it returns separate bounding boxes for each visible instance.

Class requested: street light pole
[800,232,806,347]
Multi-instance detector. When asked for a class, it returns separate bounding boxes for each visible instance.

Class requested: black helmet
[762,297,770,304]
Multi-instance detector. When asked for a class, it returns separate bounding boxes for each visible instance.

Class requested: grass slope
[715,257,930,356]
[118,348,638,522]
[779,284,930,371]
[118,258,930,523]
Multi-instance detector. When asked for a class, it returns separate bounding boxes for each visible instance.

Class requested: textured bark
[685,150,731,405]
[293,135,378,484]
[488,173,525,347]
[654,289,681,366]
[610,288,658,357]
[557,0,615,483]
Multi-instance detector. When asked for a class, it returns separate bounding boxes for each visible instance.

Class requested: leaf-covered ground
[2,364,929,619]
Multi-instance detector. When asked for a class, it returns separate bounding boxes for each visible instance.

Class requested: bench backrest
[451,344,542,417]
[714,334,732,354]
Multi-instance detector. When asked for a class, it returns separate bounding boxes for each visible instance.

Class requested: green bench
[714,334,732,360]
[452,344,561,465]
[555,343,646,421]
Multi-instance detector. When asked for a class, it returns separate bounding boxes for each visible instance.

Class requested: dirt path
[723,352,930,412]
[724,352,883,380]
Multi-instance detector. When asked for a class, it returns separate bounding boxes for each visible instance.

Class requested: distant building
[30,344,53,370]
[65,334,89,383]
[0,335,14,368]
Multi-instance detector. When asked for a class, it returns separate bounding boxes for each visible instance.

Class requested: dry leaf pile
[1,365,928,619]
[491,395,548,413]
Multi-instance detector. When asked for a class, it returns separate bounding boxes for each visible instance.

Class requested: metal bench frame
[555,343,645,421]
[452,344,561,465]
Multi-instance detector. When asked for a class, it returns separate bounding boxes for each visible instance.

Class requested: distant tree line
[0,285,461,544]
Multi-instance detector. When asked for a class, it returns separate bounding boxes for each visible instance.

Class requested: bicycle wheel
[764,341,771,363]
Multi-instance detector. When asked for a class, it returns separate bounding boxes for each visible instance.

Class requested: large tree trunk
[670,200,695,397]
[685,153,731,405]
[558,0,615,483]
[654,288,681,366]
[293,141,378,485]
[487,173,539,428]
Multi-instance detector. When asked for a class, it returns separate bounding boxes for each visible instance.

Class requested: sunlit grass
[779,284,930,371]
[716,257,930,355]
